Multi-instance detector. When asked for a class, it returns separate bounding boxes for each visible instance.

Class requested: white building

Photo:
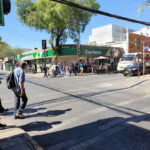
[133,27,150,37]
[89,24,134,45]
[89,24,135,54]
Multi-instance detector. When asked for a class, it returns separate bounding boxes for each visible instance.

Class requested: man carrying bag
[12,62,28,119]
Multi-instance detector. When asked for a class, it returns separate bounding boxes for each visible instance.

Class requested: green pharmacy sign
[0,0,4,26]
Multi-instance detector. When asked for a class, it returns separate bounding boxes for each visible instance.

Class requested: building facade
[89,24,134,46]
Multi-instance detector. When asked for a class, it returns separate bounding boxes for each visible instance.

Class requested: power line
[50,0,150,26]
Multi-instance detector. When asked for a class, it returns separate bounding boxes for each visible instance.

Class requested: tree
[0,36,22,60]
[0,37,10,59]
[139,0,150,12]
[15,0,100,55]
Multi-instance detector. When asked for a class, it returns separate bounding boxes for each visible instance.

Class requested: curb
[0,118,43,150]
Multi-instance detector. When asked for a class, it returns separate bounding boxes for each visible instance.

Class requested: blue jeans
[13,90,28,116]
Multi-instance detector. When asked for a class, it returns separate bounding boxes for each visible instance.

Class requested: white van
[117,52,150,72]
[117,53,137,72]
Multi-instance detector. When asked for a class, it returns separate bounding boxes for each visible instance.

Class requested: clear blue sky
[0,0,150,49]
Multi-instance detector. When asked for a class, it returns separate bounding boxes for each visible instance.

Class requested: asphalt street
[1,73,150,150]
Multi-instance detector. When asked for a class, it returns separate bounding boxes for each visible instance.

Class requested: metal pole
[143,43,145,76]
[138,46,140,78]
[44,49,46,63]
[77,38,80,63]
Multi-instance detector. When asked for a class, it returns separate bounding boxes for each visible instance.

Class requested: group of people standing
[41,61,87,78]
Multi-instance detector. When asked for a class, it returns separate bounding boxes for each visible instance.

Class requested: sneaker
[14,114,25,119]
[0,123,6,130]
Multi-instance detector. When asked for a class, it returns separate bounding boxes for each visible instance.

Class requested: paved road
[1,73,150,150]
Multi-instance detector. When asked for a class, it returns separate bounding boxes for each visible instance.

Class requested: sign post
[0,0,4,26]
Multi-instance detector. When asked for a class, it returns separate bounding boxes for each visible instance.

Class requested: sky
[0,0,150,49]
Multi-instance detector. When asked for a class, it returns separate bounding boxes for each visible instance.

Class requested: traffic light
[44,50,48,57]
[42,40,47,49]
[135,38,140,48]
[78,49,82,55]
[3,0,11,14]
[0,0,11,26]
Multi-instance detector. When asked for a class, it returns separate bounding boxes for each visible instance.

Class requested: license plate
[125,71,129,74]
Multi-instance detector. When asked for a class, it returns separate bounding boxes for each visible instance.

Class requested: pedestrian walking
[52,63,56,77]
[74,62,79,76]
[65,64,70,76]
[34,63,37,73]
[12,62,28,119]
[59,62,63,76]
[43,63,48,78]
[46,63,50,75]
[70,63,75,76]
[40,64,43,73]
[79,61,84,75]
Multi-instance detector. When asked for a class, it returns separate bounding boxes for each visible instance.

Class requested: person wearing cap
[12,62,28,119]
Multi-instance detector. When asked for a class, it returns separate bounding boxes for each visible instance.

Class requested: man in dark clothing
[74,63,79,76]
[43,63,48,78]
[70,63,75,76]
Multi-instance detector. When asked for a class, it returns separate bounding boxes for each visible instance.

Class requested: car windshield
[121,55,135,61]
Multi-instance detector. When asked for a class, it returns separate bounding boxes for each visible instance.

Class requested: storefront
[18,45,125,73]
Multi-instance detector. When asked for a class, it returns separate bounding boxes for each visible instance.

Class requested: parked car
[123,62,149,76]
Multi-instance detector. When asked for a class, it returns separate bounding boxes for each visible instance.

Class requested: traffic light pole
[77,38,80,63]
[138,46,140,78]
[44,49,47,64]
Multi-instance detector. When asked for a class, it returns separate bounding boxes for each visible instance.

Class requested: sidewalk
[0,70,44,78]
[0,70,118,78]
[0,118,43,150]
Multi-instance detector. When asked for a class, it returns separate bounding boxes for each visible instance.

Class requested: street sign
[0,0,4,26]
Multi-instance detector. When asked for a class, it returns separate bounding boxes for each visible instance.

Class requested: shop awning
[21,56,34,61]
[94,56,108,60]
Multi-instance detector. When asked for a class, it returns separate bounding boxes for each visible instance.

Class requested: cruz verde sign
[0,0,4,26]
[84,50,102,55]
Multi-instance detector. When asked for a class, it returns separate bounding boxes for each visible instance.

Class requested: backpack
[6,71,16,89]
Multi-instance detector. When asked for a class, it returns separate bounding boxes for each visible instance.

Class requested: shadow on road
[33,114,150,150]
[20,121,62,132]
[26,108,72,119]
[25,107,47,114]
[26,79,149,117]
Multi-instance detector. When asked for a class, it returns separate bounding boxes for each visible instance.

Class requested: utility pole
[143,42,145,76]
[77,38,80,63]
[135,38,140,78]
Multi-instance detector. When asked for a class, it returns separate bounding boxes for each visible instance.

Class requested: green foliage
[15,0,100,54]
[0,36,22,59]
[139,0,150,12]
